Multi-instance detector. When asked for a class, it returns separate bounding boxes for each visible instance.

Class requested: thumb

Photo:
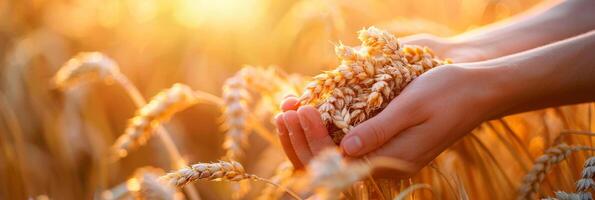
[340,98,423,157]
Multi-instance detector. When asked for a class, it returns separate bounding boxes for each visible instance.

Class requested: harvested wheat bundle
[517,144,595,200]
[298,27,451,143]
[53,52,119,89]
[221,66,291,160]
[305,148,371,200]
[112,83,199,158]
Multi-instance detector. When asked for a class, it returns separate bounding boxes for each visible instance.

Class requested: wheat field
[1,0,594,199]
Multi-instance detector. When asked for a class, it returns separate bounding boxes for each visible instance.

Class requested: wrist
[463,61,522,120]
[443,38,492,62]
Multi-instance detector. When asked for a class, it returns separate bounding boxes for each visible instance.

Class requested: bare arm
[404,0,595,62]
[483,30,595,118]
[452,0,595,60]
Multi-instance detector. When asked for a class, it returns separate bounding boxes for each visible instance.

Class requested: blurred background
[3,0,580,199]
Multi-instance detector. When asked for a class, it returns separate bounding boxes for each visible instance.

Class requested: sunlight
[174,0,262,29]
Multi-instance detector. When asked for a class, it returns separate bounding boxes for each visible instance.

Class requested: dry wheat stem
[54,52,201,200]
[257,161,295,200]
[517,144,595,200]
[393,184,432,200]
[160,161,302,200]
[298,27,450,143]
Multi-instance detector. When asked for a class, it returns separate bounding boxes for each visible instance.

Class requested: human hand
[399,34,488,63]
[275,64,502,176]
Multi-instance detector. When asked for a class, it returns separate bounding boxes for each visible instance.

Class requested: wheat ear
[160,161,302,200]
[53,52,201,200]
[569,156,595,200]
[53,52,120,89]
[298,27,450,143]
[221,66,291,160]
[112,83,199,158]
[517,144,595,200]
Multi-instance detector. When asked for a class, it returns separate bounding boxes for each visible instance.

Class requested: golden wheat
[298,27,450,143]
[160,160,302,200]
[517,144,595,200]
[53,52,120,89]
[221,66,294,160]
[576,157,595,194]
[306,148,371,200]
[160,161,254,187]
[112,83,199,158]
[129,167,181,200]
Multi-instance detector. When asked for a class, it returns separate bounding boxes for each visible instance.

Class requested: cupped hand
[400,34,488,63]
[275,64,502,176]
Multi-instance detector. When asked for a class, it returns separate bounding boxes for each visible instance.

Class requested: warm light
[174,0,262,29]
[126,178,142,192]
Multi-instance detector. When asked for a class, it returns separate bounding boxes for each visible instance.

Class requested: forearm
[451,0,595,60]
[481,30,595,118]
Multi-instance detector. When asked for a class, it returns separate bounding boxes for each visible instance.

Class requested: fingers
[275,114,303,169]
[281,95,300,112]
[340,97,425,157]
[297,106,335,154]
[283,110,313,165]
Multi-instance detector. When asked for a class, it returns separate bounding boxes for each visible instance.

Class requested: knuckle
[368,123,388,146]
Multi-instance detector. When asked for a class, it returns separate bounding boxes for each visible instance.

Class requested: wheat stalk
[160,160,302,200]
[112,83,199,158]
[298,27,450,143]
[257,161,295,200]
[517,144,595,200]
[53,52,202,200]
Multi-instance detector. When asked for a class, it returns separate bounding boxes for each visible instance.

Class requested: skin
[275,0,595,177]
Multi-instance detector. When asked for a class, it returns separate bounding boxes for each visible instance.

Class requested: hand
[274,96,335,169]
[276,64,501,176]
[400,34,488,63]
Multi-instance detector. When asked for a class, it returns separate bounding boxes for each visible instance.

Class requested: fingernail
[343,136,362,155]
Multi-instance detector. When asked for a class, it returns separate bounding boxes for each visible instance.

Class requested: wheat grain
[517,144,595,200]
[571,156,595,200]
[160,160,302,200]
[298,27,450,143]
[53,52,119,89]
[112,83,199,158]
[160,161,254,187]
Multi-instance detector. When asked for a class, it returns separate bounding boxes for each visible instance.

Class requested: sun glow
[174,0,263,29]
